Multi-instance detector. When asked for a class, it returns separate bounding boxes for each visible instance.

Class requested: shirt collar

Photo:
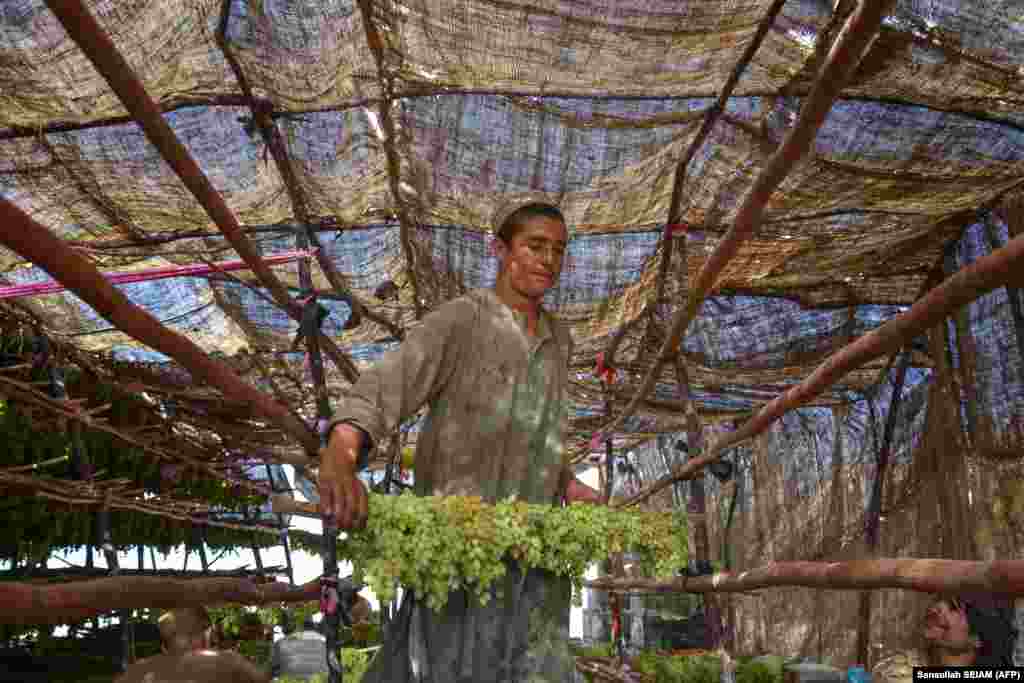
[476,288,554,343]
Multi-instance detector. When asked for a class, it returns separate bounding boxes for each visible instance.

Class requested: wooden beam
[589,0,896,454]
[0,198,318,458]
[586,558,1024,597]
[616,225,1024,508]
[357,0,426,319]
[213,2,397,343]
[0,567,286,580]
[856,349,911,667]
[648,0,788,319]
[0,576,321,625]
[42,0,358,384]
[982,212,1024,367]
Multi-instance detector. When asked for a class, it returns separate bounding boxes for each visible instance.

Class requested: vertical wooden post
[982,215,1024,375]
[197,539,209,574]
[266,464,296,587]
[855,351,911,667]
[98,492,133,671]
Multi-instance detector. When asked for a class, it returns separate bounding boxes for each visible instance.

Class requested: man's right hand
[318,424,369,530]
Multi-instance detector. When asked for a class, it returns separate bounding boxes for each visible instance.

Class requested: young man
[873,594,1017,683]
[319,200,602,682]
[116,607,269,683]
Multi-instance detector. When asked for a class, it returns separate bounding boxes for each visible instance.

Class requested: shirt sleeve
[558,329,576,501]
[329,296,475,458]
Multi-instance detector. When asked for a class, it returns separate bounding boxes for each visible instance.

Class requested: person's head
[157,607,213,655]
[115,650,268,683]
[492,201,569,302]
[923,595,1017,666]
[302,615,319,632]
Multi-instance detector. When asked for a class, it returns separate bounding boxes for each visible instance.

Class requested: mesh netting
[0,0,1023,660]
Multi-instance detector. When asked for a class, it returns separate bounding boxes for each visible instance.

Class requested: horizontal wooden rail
[586,558,1024,597]
[0,576,320,625]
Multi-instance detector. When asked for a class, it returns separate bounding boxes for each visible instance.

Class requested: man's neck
[493,281,541,333]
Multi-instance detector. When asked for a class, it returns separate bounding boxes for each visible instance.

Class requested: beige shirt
[115,650,269,683]
[334,288,573,505]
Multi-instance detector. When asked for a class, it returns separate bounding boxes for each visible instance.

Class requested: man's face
[924,599,977,653]
[495,216,568,300]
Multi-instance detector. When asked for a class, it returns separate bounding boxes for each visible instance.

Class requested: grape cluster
[336,493,689,612]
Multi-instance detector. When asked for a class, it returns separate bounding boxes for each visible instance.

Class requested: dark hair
[959,597,1018,666]
[302,616,318,632]
[496,202,566,244]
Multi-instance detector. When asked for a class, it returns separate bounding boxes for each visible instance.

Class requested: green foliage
[571,642,615,659]
[738,661,784,683]
[0,394,276,559]
[254,601,320,633]
[623,653,785,683]
[337,492,688,613]
[274,648,372,683]
[633,653,721,683]
[0,497,278,561]
[238,639,272,667]
[208,605,251,639]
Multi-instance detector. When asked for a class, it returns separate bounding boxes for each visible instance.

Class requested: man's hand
[564,478,605,506]
[318,424,369,530]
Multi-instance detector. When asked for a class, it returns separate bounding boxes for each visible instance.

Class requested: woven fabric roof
[1,0,1022,471]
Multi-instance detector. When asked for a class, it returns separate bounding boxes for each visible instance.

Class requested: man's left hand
[564,478,605,505]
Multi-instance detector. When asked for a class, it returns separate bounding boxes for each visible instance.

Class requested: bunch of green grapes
[336,492,688,613]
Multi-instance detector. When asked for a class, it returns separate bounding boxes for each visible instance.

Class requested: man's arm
[319,298,474,525]
[328,297,473,457]
[565,477,604,505]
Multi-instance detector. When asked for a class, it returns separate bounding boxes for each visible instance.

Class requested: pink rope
[0,250,314,300]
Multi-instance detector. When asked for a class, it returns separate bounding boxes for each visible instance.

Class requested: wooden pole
[617,227,1024,508]
[982,214,1024,373]
[0,198,318,459]
[357,0,426,319]
[213,0,401,343]
[266,464,297,587]
[855,351,911,667]
[586,558,1024,597]
[647,0,788,321]
[0,576,321,625]
[42,0,359,383]
[0,566,288,580]
[588,0,896,451]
